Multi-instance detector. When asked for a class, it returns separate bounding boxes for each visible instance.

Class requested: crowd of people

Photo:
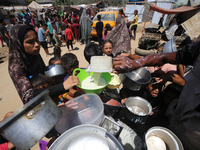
[0,5,199,150]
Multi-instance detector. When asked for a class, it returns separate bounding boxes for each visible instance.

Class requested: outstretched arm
[113,52,178,73]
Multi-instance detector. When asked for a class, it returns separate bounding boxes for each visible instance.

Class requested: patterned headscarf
[8,24,46,104]
[105,15,131,56]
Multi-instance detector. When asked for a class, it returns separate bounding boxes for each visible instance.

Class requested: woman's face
[23,30,40,55]
[102,42,113,56]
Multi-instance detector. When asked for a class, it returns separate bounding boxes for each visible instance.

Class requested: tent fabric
[125,5,145,22]
[151,2,172,24]
[150,3,200,14]
[28,1,43,10]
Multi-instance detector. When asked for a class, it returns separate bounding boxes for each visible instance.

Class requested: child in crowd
[53,25,61,46]
[72,19,79,40]
[84,42,103,63]
[0,35,4,47]
[95,15,103,45]
[61,53,83,100]
[48,57,61,66]
[103,23,111,40]
[53,46,62,58]
[95,14,103,45]
[102,39,114,57]
[65,24,74,52]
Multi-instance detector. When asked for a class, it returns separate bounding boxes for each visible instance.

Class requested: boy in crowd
[61,53,83,100]
[95,15,103,45]
[38,23,51,56]
[65,24,74,52]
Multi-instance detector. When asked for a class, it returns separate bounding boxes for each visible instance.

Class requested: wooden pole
[55,0,58,11]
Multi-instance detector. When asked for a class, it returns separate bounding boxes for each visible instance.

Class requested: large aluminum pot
[0,90,62,150]
[49,124,124,150]
[145,126,184,150]
[119,67,151,91]
[45,64,65,77]
[124,96,152,124]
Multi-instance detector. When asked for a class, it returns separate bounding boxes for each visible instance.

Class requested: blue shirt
[38,27,46,42]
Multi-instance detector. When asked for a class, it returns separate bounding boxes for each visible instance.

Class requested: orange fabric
[150,3,200,14]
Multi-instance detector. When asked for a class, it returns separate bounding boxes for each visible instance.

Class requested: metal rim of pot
[45,64,65,77]
[49,124,124,150]
[145,126,184,150]
[119,67,152,91]
[124,96,152,124]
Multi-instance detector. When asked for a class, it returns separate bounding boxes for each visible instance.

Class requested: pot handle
[100,116,123,139]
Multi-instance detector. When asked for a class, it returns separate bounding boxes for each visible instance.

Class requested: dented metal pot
[0,90,62,150]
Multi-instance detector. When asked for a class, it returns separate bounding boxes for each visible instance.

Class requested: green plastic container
[73,68,113,95]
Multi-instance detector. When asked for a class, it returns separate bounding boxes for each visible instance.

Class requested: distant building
[36,0,54,4]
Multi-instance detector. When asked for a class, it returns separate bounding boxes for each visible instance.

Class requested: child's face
[103,42,113,56]
[147,80,161,98]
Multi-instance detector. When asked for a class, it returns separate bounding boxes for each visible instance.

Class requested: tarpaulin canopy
[150,3,200,14]
[28,1,43,10]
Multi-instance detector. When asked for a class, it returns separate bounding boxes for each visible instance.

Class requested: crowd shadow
[0,56,6,64]
[73,47,79,51]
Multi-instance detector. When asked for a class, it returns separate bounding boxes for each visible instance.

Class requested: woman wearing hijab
[8,24,80,104]
[105,15,131,56]
[79,9,93,46]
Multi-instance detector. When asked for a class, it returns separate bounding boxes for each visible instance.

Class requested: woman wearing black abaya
[8,25,80,104]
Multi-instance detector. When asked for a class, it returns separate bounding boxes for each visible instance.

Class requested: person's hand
[63,76,80,90]
[113,55,137,73]
[120,53,130,57]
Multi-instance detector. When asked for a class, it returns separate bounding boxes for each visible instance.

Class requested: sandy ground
[0,23,143,149]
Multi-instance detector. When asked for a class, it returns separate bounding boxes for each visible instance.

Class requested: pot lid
[49,124,124,150]
[0,90,50,132]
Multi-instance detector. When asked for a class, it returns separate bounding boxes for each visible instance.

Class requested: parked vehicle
[91,11,119,37]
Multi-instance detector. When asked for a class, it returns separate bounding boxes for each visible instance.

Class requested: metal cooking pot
[119,67,151,91]
[104,99,122,116]
[124,96,152,124]
[45,64,65,77]
[0,90,62,150]
[145,126,184,150]
[49,124,124,150]
[163,37,177,53]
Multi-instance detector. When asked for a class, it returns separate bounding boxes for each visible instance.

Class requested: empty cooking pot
[124,96,152,124]
[0,90,62,150]
[119,67,151,91]
[145,126,184,150]
[45,64,65,77]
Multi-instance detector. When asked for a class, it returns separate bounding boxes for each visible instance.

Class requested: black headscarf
[8,24,46,104]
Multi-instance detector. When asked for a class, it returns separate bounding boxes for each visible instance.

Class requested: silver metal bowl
[163,38,177,53]
[119,67,151,91]
[145,126,184,150]
[45,64,65,77]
